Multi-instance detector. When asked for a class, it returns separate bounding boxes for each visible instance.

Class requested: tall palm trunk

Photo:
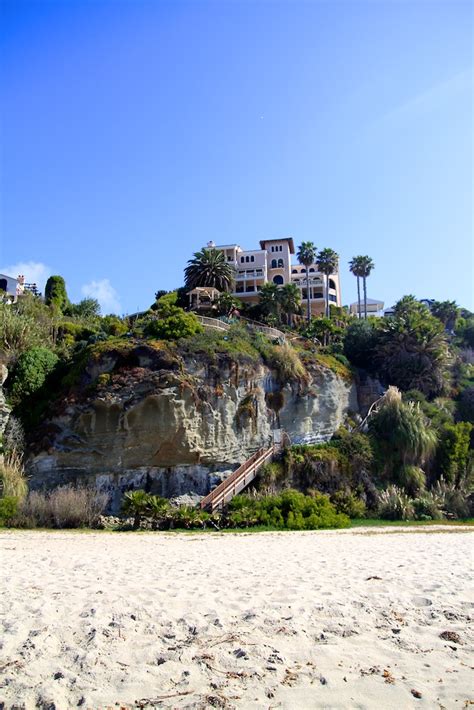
[356,275,361,319]
[306,271,311,322]
[363,276,368,319]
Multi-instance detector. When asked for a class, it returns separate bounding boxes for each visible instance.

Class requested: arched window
[329,278,336,290]
[240,257,245,263]
[0,279,7,292]
[250,255,255,262]
[246,256,250,263]
[309,268,315,273]
[277,258,284,268]
[273,275,284,285]
[271,259,277,268]
[301,268,306,273]
[291,268,298,274]
[280,246,283,251]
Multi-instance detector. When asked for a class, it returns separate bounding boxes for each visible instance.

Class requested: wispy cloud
[81,278,121,315]
[0,261,52,291]
[381,69,472,123]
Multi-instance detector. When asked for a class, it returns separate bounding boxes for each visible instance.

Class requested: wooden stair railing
[200,446,274,512]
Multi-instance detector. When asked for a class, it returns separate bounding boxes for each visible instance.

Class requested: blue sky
[1,0,472,314]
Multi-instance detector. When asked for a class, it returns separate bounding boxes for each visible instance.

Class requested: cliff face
[26,342,358,509]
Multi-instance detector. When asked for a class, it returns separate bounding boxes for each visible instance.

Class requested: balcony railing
[236,270,265,280]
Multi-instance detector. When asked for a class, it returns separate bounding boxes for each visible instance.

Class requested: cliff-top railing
[195,314,286,342]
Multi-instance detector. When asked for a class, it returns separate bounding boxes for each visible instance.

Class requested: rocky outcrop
[26,343,358,509]
[0,364,11,448]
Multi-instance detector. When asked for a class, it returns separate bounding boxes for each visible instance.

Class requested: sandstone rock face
[26,345,358,510]
[0,364,11,444]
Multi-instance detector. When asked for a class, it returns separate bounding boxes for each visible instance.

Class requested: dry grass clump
[0,450,28,500]
[20,486,108,528]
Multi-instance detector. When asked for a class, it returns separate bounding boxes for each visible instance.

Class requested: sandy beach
[1,527,473,709]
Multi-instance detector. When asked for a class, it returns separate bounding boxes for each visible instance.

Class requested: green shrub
[226,489,349,529]
[343,320,379,371]
[10,346,59,403]
[377,485,415,521]
[330,490,366,518]
[412,493,444,521]
[145,311,202,340]
[0,496,19,525]
[434,422,473,486]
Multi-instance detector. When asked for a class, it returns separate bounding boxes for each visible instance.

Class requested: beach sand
[1,527,473,709]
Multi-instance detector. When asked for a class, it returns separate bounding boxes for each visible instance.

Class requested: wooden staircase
[200,446,275,512]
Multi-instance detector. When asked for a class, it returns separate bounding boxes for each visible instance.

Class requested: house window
[271,259,277,268]
[250,255,254,262]
[291,268,298,274]
[301,268,306,273]
[329,278,336,290]
[227,256,233,261]
[273,275,284,285]
[280,245,283,251]
[309,268,315,273]
[314,291,323,299]
[329,294,337,302]
[277,258,284,268]
[240,257,245,263]
[302,288,308,299]
[0,279,7,292]
[245,256,250,263]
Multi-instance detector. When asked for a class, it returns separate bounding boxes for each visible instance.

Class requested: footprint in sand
[412,596,432,607]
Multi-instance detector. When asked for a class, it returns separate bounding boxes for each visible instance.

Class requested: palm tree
[278,283,301,327]
[184,248,235,292]
[316,248,339,318]
[359,256,375,319]
[259,282,281,323]
[349,256,364,320]
[296,241,317,322]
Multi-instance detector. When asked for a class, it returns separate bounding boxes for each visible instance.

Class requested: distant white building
[0,273,24,303]
[350,298,385,318]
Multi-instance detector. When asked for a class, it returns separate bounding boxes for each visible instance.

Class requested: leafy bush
[226,489,350,529]
[434,422,473,485]
[412,492,444,521]
[377,485,415,520]
[19,486,108,528]
[145,311,202,340]
[343,320,379,371]
[330,489,366,518]
[10,346,59,404]
[0,496,19,525]
[0,298,53,358]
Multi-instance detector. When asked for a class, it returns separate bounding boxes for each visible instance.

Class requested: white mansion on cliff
[194,237,341,317]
